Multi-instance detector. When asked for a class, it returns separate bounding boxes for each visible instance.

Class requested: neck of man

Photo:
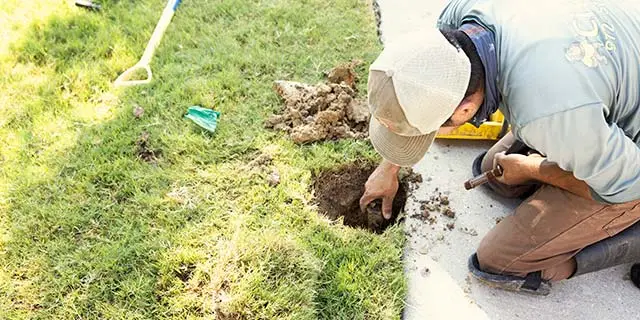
[460,23,500,127]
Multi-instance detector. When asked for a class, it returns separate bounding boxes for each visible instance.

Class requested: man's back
[438,0,640,203]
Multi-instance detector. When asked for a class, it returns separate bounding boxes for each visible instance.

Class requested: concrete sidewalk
[373,1,640,319]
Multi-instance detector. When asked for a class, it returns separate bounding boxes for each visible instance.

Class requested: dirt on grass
[266,61,370,144]
[313,162,421,233]
[136,131,161,163]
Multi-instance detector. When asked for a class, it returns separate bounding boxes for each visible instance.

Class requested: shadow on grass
[1,0,405,319]
[1,4,210,318]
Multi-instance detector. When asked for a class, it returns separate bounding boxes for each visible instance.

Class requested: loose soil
[267,61,369,144]
[313,162,419,233]
[410,189,456,224]
[136,131,161,163]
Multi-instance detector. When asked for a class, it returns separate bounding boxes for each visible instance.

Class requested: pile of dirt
[312,162,421,233]
[266,61,370,144]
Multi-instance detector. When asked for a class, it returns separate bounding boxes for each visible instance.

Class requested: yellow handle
[114,64,152,87]
[114,1,177,87]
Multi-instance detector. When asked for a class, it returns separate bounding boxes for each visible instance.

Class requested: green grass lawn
[0,0,406,319]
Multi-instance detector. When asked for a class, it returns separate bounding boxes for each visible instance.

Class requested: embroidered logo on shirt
[565,40,606,68]
[565,0,617,68]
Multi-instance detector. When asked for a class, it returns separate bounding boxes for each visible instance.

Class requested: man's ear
[457,100,476,117]
[450,89,483,125]
[449,98,476,125]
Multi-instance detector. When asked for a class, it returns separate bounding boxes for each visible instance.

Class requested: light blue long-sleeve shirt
[438,0,640,203]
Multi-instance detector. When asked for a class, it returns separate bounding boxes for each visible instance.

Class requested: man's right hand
[360,160,401,219]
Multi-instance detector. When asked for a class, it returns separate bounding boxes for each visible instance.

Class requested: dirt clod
[136,131,161,163]
[312,162,408,233]
[326,60,361,87]
[411,209,437,225]
[268,62,369,144]
[133,104,144,118]
[460,227,478,236]
[400,168,423,186]
[442,207,456,218]
[267,170,280,187]
[247,153,273,168]
[175,263,196,282]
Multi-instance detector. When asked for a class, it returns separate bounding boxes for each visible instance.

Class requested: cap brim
[369,117,436,167]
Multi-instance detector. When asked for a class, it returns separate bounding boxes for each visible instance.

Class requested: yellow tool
[437,110,507,140]
[114,0,183,87]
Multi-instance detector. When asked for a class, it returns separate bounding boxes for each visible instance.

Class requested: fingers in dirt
[359,193,375,213]
[382,196,393,219]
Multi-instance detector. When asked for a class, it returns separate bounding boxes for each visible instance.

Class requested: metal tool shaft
[464,165,504,190]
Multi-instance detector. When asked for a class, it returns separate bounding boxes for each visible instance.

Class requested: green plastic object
[184,106,221,134]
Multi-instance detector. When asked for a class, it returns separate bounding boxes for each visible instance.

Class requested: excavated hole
[312,162,408,233]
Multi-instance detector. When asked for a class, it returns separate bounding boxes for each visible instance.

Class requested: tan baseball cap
[368,28,471,166]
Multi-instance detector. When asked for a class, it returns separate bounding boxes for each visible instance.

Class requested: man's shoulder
[438,0,554,31]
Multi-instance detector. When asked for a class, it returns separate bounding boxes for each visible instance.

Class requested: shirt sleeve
[437,0,478,29]
[518,104,640,204]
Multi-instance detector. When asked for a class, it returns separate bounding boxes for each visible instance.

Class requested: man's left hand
[493,152,543,185]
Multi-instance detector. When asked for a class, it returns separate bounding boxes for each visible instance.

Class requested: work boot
[471,151,538,199]
[572,220,640,278]
[467,253,552,296]
[468,221,640,295]
[630,264,640,289]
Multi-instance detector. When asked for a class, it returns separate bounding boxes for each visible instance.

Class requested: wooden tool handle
[464,165,503,190]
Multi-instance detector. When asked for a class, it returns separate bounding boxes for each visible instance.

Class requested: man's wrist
[523,156,545,181]
[381,159,401,174]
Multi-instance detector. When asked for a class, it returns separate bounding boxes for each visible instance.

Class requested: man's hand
[493,151,593,200]
[360,160,400,219]
[493,152,542,185]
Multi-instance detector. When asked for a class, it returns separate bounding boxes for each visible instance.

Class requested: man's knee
[477,232,512,275]
[476,218,531,277]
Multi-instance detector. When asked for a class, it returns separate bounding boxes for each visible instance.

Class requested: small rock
[460,227,478,236]
[267,170,280,187]
[446,222,455,231]
[442,207,456,218]
[133,105,144,118]
[420,268,431,277]
[248,153,273,168]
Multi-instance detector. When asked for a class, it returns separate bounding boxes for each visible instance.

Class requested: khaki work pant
[477,132,640,281]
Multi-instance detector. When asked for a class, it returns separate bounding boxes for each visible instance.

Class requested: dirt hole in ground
[313,162,418,233]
